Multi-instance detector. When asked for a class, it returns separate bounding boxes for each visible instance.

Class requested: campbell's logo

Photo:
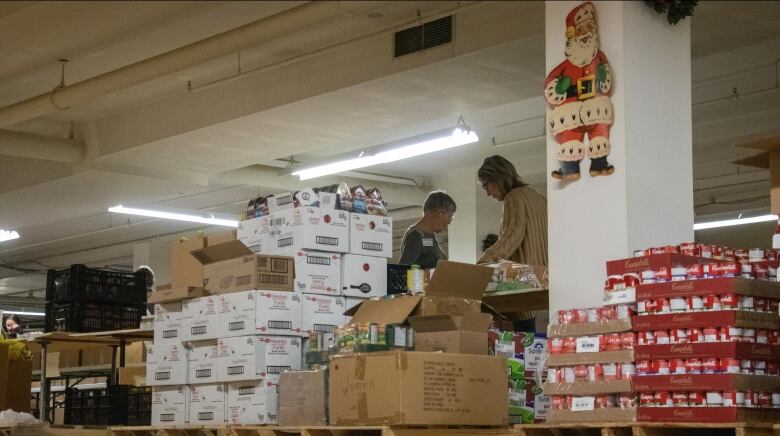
[671,282,694,292]
[669,376,693,386]
[672,409,694,418]
[670,344,693,354]
[750,345,771,357]
[672,315,693,323]
[624,258,650,270]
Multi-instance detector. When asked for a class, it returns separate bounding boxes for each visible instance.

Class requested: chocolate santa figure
[544,2,614,181]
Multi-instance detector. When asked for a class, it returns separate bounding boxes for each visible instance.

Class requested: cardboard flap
[408,313,492,333]
[426,261,493,300]
[190,240,252,265]
[148,286,208,304]
[346,295,422,325]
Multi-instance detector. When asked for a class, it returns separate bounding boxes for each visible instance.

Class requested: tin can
[605,275,624,291]
[741,264,755,279]
[754,265,769,281]
[616,304,635,320]
[550,337,564,354]
[574,364,589,381]
[547,367,560,384]
[633,250,646,258]
[572,309,588,323]
[637,300,652,315]
[742,295,755,311]
[671,266,687,281]
[623,273,640,288]
[670,296,687,312]
[745,391,755,407]
[686,358,703,374]
[723,391,737,407]
[700,244,713,258]
[670,329,688,344]
[368,323,379,344]
[618,393,636,408]
[686,264,704,280]
[641,270,656,284]
[725,248,737,261]
[686,295,704,312]
[711,245,724,259]
[706,391,724,406]
[673,392,689,406]
[391,325,408,347]
[670,358,686,374]
[557,310,574,325]
[767,361,779,376]
[640,392,655,407]
[687,327,702,343]
[703,264,714,278]
[770,330,780,345]
[720,293,740,309]
[621,332,636,350]
[637,360,652,375]
[754,298,768,313]
[680,242,700,256]
[718,262,740,277]
[689,391,706,407]
[749,248,766,262]
[588,364,604,382]
[703,295,721,311]
[741,359,753,374]
[703,327,719,343]
[770,300,779,313]
[601,305,617,320]
[772,392,780,408]
[757,330,769,344]
[754,360,766,375]
[653,359,670,375]
[621,363,636,379]
[655,267,672,282]
[702,357,719,374]
[638,331,655,345]
[655,391,672,407]
[552,396,567,410]
[771,250,779,261]
[655,330,670,345]
[562,337,577,353]
[759,392,772,408]
[336,325,356,352]
[721,358,740,374]
[587,307,603,322]
[563,367,576,384]
[605,333,623,351]
[308,331,320,353]
[594,395,609,409]
[603,363,620,381]
[720,326,743,342]
[376,325,386,346]
[736,391,746,406]
[735,249,749,262]
[656,298,671,314]
[742,328,756,343]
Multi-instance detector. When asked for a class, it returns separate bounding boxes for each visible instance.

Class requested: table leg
[39,342,48,422]
[110,344,118,386]
[119,338,127,367]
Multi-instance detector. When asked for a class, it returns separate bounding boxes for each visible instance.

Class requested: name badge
[422,238,434,247]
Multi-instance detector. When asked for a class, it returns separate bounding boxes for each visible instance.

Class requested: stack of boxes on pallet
[544,258,639,422]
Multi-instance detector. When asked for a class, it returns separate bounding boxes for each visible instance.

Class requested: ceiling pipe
[0,1,388,128]
[0,129,83,162]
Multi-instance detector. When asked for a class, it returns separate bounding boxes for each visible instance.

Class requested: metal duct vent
[394,15,453,58]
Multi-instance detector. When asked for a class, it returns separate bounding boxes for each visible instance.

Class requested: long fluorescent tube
[0,229,20,242]
[292,128,479,181]
[693,214,777,230]
[108,205,238,227]
[2,310,45,317]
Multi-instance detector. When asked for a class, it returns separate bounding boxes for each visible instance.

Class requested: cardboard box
[606,253,716,276]
[329,350,508,426]
[237,216,269,253]
[415,260,492,316]
[343,296,365,324]
[633,374,780,392]
[634,342,780,361]
[637,406,780,423]
[256,290,303,336]
[632,310,779,331]
[278,370,327,426]
[636,277,780,300]
[293,250,341,295]
[218,290,257,338]
[217,335,301,382]
[124,341,147,364]
[153,302,184,344]
[349,213,393,257]
[268,207,349,254]
[191,240,294,294]
[302,294,346,334]
[408,312,492,354]
[80,345,114,366]
[171,234,206,288]
[119,366,147,386]
[227,375,280,425]
[182,295,220,341]
[149,286,208,304]
[186,340,219,384]
[547,407,636,423]
[547,350,635,367]
[268,192,294,212]
[0,357,32,413]
[542,379,632,396]
[187,383,226,425]
[152,386,188,426]
[341,254,387,298]
[547,319,633,338]
[146,343,188,386]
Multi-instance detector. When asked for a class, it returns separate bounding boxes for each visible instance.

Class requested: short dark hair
[5,314,21,324]
[423,190,456,213]
[477,155,526,196]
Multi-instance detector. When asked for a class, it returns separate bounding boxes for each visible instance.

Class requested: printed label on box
[571,396,595,412]
[576,337,601,353]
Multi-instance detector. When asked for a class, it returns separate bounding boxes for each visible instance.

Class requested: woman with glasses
[398,190,456,269]
[477,155,548,267]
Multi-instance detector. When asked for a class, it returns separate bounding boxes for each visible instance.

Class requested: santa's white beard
[565,35,599,67]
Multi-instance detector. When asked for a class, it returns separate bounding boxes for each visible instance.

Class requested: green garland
[645,0,698,25]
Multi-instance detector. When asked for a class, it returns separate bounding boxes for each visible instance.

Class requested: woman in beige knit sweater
[476,155,548,266]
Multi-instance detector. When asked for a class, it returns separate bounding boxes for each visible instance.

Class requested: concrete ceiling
[0,0,779,298]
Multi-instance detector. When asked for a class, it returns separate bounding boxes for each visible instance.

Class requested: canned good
[547,367,560,384]
[633,250,646,258]
[767,362,779,376]
[703,327,719,343]
[640,392,656,407]
[742,295,755,311]
[680,242,700,256]
[749,248,766,262]
[717,262,740,277]
[741,359,753,375]
[721,358,740,374]
[772,392,780,408]
[742,328,756,343]
[563,367,576,383]
[391,325,409,347]
[557,310,574,324]
[605,275,624,291]
[641,270,656,284]
[703,294,721,311]
[604,333,623,351]
[723,391,737,407]
[655,267,672,282]
[720,293,740,309]
[572,309,588,323]
[689,391,706,407]
[720,326,743,342]
[754,360,766,375]
[758,392,772,408]
[754,265,769,281]
[638,330,655,345]
[552,396,568,410]
[588,364,604,382]
[336,325,356,352]
[601,305,617,320]
[687,328,702,343]
[655,330,670,344]
[686,358,703,374]
[603,363,620,381]
[706,391,724,406]
[686,264,704,280]
[745,391,755,407]
[550,337,564,354]
[711,246,724,260]
[587,307,603,322]
[615,304,635,320]
[621,363,636,379]
[653,359,670,375]
[369,323,379,344]
[700,244,713,258]
[736,391,746,406]
[702,357,719,374]
[670,329,688,344]
[735,249,749,261]
[638,300,653,314]
[671,266,687,281]
[623,273,640,288]
[686,295,704,312]
[754,298,768,313]
[562,337,577,353]
[355,323,372,345]
[574,365,589,381]
[655,391,672,407]
[670,358,686,374]
[618,393,636,408]
[673,392,690,406]
[757,329,769,344]
[770,330,780,345]
[637,360,652,375]
[406,328,414,348]
[595,394,613,409]
[621,332,636,349]
[670,296,687,312]
[770,300,779,313]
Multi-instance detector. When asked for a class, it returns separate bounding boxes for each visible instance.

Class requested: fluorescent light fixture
[108,205,238,227]
[292,127,479,181]
[2,310,45,317]
[693,214,777,230]
[0,229,20,242]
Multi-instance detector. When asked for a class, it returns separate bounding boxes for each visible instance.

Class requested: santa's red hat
[566,2,595,39]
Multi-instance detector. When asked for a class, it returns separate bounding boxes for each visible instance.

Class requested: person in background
[135,265,156,316]
[3,314,22,339]
[477,155,548,266]
[398,191,457,269]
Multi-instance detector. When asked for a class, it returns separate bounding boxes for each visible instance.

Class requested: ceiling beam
[0,129,83,162]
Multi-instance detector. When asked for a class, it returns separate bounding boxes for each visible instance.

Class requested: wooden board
[515,422,778,436]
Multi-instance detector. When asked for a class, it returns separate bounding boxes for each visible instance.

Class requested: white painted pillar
[546,1,694,313]
[133,239,171,286]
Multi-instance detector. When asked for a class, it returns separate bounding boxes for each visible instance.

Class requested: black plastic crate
[64,385,151,426]
[64,388,112,426]
[46,301,144,333]
[46,264,148,305]
[387,264,411,295]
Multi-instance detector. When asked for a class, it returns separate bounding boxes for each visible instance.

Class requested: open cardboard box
[191,239,294,294]
[408,312,492,354]
[149,284,209,304]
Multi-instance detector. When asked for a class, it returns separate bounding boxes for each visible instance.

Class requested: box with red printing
[606,254,715,276]
[632,311,779,331]
[543,379,633,396]
[637,406,780,423]
[634,343,780,361]
[636,278,780,300]
[632,374,780,392]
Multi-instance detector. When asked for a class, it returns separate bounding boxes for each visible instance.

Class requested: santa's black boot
[589,157,615,177]
[551,160,581,181]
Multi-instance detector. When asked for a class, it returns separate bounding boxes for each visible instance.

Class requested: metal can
[686,264,704,280]
[604,333,623,351]
[670,329,688,344]
[689,391,706,407]
[368,323,379,344]
[621,332,636,350]
[767,361,779,376]
[634,250,646,258]
[655,330,670,345]
[720,293,740,309]
[603,363,620,381]
[680,242,700,256]
[719,262,740,277]
[636,360,652,376]
[641,270,656,285]
[655,267,672,282]
[587,307,603,322]
[638,330,655,345]
[686,295,704,312]
[745,391,756,408]
[753,360,766,375]
[551,396,568,410]
[618,393,636,408]
[574,364,589,381]
[616,304,635,320]
[623,273,641,288]
[754,265,769,281]
[758,392,772,408]
[741,295,755,311]
[547,367,560,384]
[703,327,719,343]
[749,248,766,262]
[702,357,719,374]
[754,298,768,313]
[673,392,689,407]
[700,244,713,258]
[720,326,743,342]
[571,309,587,323]
[706,391,724,406]
[588,364,604,382]
[557,309,574,325]
[670,358,687,374]
[653,359,670,375]
[391,325,408,347]
[736,391,746,406]
[336,325,356,352]
[686,358,703,374]
[723,391,737,407]
[770,330,780,345]
[772,392,780,408]
[605,275,624,291]
[562,337,577,353]
[670,296,687,312]
[621,362,636,379]
[757,330,769,344]
[640,392,656,407]
[711,245,724,260]
[721,358,740,374]
[550,337,564,354]
[703,295,721,311]
[687,328,702,343]
[770,300,779,313]
[655,391,672,407]
[735,249,749,262]
[741,359,753,375]
[671,266,688,281]
[601,305,617,320]
[406,328,414,348]
[563,367,576,384]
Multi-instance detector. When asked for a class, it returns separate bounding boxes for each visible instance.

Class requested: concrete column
[133,239,171,286]
[546,1,694,313]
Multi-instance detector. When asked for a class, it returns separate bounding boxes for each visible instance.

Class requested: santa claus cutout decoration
[545,2,614,181]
